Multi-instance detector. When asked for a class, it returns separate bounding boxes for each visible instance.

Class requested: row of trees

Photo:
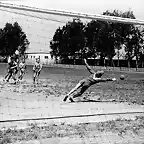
[0,22,29,59]
[50,10,144,68]
[0,10,144,68]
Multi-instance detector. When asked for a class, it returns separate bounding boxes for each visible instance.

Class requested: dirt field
[0,63,144,144]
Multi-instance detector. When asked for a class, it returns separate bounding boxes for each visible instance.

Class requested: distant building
[25,52,55,65]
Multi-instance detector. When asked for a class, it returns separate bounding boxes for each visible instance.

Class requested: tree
[103,10,124,66]
[50,27,64,61]
[119,10,137,68]
[0,22,29,58]
[84,10,127,66]
[103,10,140,68]
[84,20,115,66]
[98,21,117,66]
[132,27,144,70]
[50,19,86,62]
[84,20,101,59]
[50,10,143,67]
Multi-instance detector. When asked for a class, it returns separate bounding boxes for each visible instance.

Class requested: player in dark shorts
[4,48,20,83]
[12,49,20,75]
[33,58,42,84]
[4,56,17,83]
[63,59,116,102]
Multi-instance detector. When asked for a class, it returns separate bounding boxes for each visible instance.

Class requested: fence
[30,62,144,73]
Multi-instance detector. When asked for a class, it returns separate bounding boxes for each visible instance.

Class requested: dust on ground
[0,66,144,143]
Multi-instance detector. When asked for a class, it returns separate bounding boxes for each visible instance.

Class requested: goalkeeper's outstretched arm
[92,77,116,82]
[84,59,95,74]
[98,78,116,82]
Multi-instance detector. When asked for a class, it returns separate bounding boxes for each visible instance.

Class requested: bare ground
[0,65,144,143]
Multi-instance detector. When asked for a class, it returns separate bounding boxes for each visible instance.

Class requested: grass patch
[0,116,144,143]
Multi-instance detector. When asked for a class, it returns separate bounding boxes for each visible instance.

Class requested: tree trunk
[97,58,99,66]
[112,59,115,68]
[55,57,58,64]
[74,59,76,65]
[104,58,106,67]
[118,57,120,67]
[117,49,120,67]
[128,60,130,70]
[136,57,138,71]
[109,58,113,67]
[108,59,110,67]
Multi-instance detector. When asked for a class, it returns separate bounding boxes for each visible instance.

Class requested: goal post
[0,2,144,25]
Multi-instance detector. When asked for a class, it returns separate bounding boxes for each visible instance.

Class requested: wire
[0,2,144,25]
[0,111,143,123]
[0,8,66,23]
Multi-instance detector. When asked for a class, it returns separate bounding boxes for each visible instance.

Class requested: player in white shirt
[18,58,27,81]
[63,59,116,102]
[33,57,42,84]
[4,56,17,83]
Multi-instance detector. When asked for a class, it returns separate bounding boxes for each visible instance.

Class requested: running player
[33,57,42,84]
[18,58,27,81]
[13,49,21,75]
[4,56,12,81]
[4,46,21,81]
[63,59,116,102]
[4,48,20,82]
[4,56,18,84]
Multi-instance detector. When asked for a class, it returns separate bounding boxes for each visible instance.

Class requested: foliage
[50,19,85,60]
[0,22,29,57]
[50,10,144,68]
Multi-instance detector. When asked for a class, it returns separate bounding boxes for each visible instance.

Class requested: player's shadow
[75,98,101,103]
[81,99,101,102]
[76,98,125,103]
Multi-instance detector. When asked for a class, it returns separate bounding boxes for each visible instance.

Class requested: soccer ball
[15,50,19,55]
[120,75,125,80]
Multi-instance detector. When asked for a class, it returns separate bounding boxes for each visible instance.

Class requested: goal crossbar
[0,2,144,25]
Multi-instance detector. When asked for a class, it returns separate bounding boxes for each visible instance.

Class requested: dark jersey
[13,54,19,63]
[85,74,97,85]
[8,61,17,73]
[81,74,112,88]
[80,74,97,87]
[9,61,16,68]
[33,62,42,72]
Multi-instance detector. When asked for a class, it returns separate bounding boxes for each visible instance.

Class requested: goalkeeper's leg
[72,86,88,99]
[63,79,86,102]
[6,71,13,82]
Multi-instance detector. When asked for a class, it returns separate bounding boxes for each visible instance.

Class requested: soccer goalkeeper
[63,59,116,102]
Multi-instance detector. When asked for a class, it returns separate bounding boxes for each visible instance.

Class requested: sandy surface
[0,64,144,144]
[0,78,143,130]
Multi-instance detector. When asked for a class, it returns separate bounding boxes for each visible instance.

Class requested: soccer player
[13,49,21,75]
[18,58,27,81]
[14,49,20,62]
[4,48,21,82]
[33,57,42,84]
[4,56,17,84]
[63,59,116,102]
[4,56,12,81]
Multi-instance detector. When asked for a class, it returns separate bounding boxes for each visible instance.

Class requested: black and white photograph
[0,0,144,143]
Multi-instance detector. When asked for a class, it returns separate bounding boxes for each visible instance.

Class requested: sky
[3,0,144,19]
[0,0,144,52]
